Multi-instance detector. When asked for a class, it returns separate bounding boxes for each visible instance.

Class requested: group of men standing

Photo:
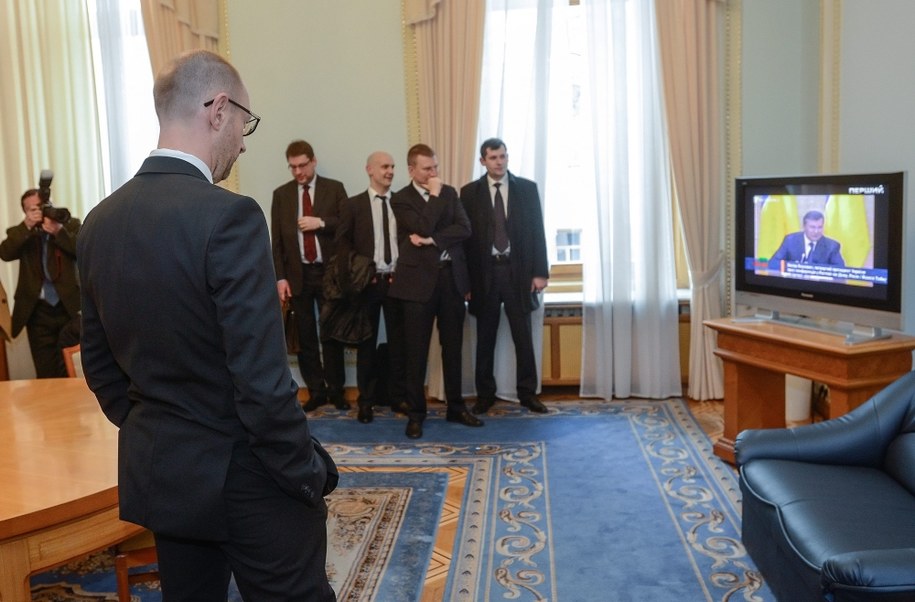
[14,49,550,601]
[271,138,550,439]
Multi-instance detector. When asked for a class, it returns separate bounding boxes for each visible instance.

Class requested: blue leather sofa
[735,370,915,601]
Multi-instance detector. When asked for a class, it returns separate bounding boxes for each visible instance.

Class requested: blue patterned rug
[30,399,773,601]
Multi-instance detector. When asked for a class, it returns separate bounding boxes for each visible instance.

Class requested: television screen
[734,172,904,331]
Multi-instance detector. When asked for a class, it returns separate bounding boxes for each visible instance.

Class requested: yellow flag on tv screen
[824,195,872,267]
[757,195,799,260]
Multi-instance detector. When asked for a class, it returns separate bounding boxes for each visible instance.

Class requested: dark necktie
[41,234,60,306]
[301,186,317,262]
[378,195,392,265]
[493,182,509,253]
[803,241,814,263]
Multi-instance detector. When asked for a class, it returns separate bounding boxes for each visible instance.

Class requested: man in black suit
[272,139,348,412]
[0,188,81,377]
[767,210,845,269]
[336,151,406,424]
[77,50,337,601]
[460,138,550,414]
[388,143,482,438]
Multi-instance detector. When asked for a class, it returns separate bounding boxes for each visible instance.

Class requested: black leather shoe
[331,395,349,411]
[446,409,484,427]
[471,397,495,415]
[405,420,423,439]
[521,397,548,413]
[391,400,411,415]
[357,405,374,424]
[302,395,327,412]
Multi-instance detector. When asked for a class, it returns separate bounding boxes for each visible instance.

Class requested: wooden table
[704,318,915,464]
[0,378,142,602]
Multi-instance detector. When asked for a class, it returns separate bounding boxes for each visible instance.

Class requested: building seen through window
[555,229,581,263]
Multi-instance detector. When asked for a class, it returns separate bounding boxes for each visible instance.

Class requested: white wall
[741,0,820,176]
[838,0,915,332]
[740,0,915,333]
[226,0,410,214]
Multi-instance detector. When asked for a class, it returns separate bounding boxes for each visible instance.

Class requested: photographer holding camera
[0,174,80,378]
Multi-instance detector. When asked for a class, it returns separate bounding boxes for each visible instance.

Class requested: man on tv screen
[767,210,845,268]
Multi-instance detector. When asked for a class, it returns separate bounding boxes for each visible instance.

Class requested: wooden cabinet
[704,318,915,464]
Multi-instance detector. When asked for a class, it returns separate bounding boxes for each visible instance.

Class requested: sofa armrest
[734,371,915,468]
[822,548,915,601]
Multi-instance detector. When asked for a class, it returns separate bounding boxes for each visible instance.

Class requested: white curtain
[91,0,158,191]
[579,0,681,399]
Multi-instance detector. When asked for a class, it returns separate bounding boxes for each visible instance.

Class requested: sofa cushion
[742,459,915,568]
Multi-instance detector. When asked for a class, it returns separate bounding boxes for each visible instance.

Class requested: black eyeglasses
[203,98,261,136]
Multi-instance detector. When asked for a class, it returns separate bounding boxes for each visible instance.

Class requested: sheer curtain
[579,0,681,399]
[90,0,158,191]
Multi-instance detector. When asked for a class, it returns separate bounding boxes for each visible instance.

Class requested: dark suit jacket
[271,174,347,294]
[77,156,337,540]
[460,172,549,314]
[388,183,470,303]
[0,216,81,337]
[336,191,380,265]
[768,232,845,268]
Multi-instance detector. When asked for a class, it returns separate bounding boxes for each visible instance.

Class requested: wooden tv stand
[704,317,915,464]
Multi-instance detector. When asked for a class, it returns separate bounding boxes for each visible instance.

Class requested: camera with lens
[37,169,71,224]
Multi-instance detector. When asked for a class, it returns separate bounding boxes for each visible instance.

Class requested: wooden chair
[61,344,82,377]
[115,532,159,602]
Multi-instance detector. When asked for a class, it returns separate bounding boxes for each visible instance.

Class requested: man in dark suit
[336,151,406,424]
[388,143,482,439]
[767,210,845,269]
[77,50,337,601]
[460,138,550,414]
[272,139,348,412]
[0,188,80,377]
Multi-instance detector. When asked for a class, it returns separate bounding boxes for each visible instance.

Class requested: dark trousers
[26,300,71,378]
[475,263,538,402]
[356,274,406,408]
[401,265,465,422]
[292,263,344,399]
[154,445,335,602]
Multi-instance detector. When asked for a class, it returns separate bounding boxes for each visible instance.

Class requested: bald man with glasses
[78,50,337,601]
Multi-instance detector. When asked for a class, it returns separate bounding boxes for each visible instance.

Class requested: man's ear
[205,94,229,131]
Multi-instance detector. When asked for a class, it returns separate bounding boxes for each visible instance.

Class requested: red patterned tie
[302,186,317,262]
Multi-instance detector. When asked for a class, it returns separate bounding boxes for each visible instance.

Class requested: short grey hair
[153,50,243,122]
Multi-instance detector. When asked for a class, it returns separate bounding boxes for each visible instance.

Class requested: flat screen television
[733,171,905,339]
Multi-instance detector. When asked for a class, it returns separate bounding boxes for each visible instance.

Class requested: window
[555,229,581,263]
[477,0,688,293]
[474,1,588,290]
